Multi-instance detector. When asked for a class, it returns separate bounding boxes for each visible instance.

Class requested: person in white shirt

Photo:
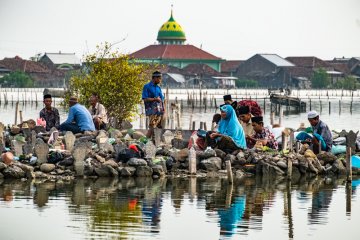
[88,94,108,130]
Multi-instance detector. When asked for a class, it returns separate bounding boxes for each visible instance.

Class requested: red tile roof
[130,45,222,60]
[182,63,225,77]
[0,56,50,73]
[221,60,243,73]
[286,56,331,69]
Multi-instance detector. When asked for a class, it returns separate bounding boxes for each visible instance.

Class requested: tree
[235,79,258,88]
[0,71,34,87]
[311,68,330,89]
[341,76,357,90]
[66,42,152,125]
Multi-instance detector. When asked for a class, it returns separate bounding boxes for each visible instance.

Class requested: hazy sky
[0,0,359,61]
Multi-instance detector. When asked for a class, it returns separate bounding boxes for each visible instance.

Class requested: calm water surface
[0,176,360,240]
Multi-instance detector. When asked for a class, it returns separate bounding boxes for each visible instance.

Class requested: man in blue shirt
[59,96,95,134]
[142,71,165,138]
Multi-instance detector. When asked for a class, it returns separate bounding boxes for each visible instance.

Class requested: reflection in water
[0,176,360,240]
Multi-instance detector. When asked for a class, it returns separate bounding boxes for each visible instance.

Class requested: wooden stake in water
[19,110,23,124]
[14,101,19,125]
[189,147,197,174]
[346,146,352,181]
[226,160,233,184]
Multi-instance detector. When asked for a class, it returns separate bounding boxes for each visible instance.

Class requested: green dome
[157,11,186,43]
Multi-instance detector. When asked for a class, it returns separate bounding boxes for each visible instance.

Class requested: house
[221,60,243,77]
[235,54,295,87]
[39,52,81,70]
[287,56,344,85]
[0,56,66,87]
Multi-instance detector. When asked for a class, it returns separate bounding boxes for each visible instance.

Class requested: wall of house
[235,55,284,87]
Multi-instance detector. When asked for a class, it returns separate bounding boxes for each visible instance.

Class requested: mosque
[130,10,224,72]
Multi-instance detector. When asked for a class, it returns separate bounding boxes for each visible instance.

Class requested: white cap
[307,110,319,119]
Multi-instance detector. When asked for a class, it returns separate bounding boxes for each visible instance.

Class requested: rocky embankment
[0,126,359,181]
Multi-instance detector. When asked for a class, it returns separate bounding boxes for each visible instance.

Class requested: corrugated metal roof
[44,53,81,65]
[260,54,295,67]
[167,73,185,83]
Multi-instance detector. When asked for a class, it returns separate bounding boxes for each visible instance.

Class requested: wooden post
[19,110,23,124]
[320,100,322,113]
[176,111,180,128]
[346,181,351,215]
[204,122,207,131]
[200,122,204,130]
[189,147,197,174]
[270,103,274,126]
[286,181,294,239]
[226,160,233,184]
[225,184,233,208]
[279,105,283,126]
[309,98,312,110]
[192,121,196,131]
[289,130,294,152]
[14,101,19,125]
[263,97,266,114]
[328,101,331,115]
[339,100,341,115]
[287,157,293,179]
[189,114,193,130]
[346,146,352,181]
[281,132,288,151]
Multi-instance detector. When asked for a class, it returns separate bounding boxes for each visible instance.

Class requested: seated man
[238,106,254,137]
[307,110,332,153]
[246,116,278,150]
[88,94,108,130]
[59,96,95,134]
[39,94,60,131]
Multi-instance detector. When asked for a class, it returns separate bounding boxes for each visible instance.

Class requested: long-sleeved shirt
[142,81,164,116]
[88,102,108,124]
[63,103,95,131]
[312,120,332,151]
[248,127,278,150]
[39,107,60,131]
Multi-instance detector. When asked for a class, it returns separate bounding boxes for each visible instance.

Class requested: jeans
[59,123,82,134]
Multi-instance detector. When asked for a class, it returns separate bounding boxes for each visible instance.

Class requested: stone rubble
[0,123,359,181]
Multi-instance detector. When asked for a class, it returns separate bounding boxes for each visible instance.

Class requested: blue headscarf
[218,104,247,149]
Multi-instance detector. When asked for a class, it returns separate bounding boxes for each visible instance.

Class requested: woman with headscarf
[206,104,247,153]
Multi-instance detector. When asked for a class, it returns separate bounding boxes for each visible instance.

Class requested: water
[0,177,360,240]
[1,97,359,132]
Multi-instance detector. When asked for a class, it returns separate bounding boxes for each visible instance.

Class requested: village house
[39,52,81,70]
[0,56,66,87]
[235,54,295,88]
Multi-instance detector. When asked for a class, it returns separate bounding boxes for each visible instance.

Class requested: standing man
[223,95,238,115]
[142,71,165,138]
[39,94,60,131]
[307,110,332,152]
[59,96,95,134]
[88,94,108,130]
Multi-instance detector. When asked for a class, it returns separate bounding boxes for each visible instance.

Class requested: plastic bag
[37,118,46,127]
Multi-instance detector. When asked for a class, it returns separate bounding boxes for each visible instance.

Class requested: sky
[0,0,359,61]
